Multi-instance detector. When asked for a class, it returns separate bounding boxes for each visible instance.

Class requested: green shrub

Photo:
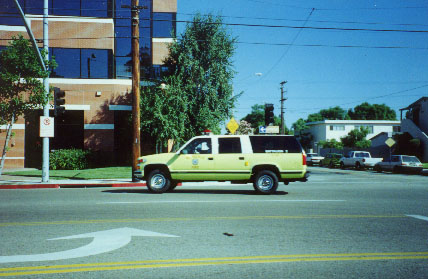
[49,149,91,170]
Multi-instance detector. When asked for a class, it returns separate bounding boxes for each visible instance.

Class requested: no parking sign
[39,116,54,137]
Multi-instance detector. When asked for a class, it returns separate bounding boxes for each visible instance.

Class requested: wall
[401,119,428,162]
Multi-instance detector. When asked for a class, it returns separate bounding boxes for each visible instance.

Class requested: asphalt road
[0,167,427,278]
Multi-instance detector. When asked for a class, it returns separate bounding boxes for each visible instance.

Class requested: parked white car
[339,151,382,170]
[306,153,324,166]
[374,155,423,174]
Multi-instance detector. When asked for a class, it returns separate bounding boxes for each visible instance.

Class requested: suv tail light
[303,154,307,166]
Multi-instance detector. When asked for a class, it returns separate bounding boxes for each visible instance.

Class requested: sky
[176,0,428,130]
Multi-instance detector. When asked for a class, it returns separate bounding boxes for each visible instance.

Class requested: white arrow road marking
[0,227,178,264]
[407,215,428,222]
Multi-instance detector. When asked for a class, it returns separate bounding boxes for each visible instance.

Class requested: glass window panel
[115,38,131,56]
[153,13,175,38]
[115,56,132,79]
[51,0,79,16]
[0,0,25,25]
[81,0,110,17]
[51,48,81,78]
[81,49,112,79]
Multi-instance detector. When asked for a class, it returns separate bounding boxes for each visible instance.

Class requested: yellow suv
[134,135,308,194]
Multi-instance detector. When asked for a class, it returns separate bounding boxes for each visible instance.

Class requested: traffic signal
[264,103,274,126]
[53,87,66,116]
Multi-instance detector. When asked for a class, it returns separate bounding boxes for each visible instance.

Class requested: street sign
[385,138,396,148]
[39,116,54,138]
[259,126,267,133]
[226,117,239,134]
[266,126,279,134]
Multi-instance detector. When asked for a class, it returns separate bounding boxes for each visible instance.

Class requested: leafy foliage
[0,35,55,125]
[319,139,344,149]
[161,13,238,140]
[49,149,91,170]
[341,127,371,148]
[235,120,253,135]
[348,102,396,120]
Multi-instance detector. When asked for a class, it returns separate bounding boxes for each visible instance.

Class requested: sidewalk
[0,171,147,189]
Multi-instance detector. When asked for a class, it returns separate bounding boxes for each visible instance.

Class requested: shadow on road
[102,189,289,196]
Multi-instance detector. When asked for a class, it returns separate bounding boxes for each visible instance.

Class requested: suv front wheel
[253,170,278,195]
[147,169,171,193]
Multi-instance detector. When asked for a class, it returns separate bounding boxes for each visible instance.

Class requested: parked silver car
[374,155,423,174]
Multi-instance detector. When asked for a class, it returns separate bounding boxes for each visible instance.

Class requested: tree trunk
[0,114,15,176]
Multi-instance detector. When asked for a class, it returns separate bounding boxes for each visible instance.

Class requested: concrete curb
[0,182,147,189]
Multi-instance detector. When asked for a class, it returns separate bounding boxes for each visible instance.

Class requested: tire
[253,170,278,195]
[147,169,171,193]
[374,165,382,173]
[167,181,178,192]
[340,162,345,169]
[355,162,363,170]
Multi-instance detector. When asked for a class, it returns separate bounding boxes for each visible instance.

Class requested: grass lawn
[3,167,132,180]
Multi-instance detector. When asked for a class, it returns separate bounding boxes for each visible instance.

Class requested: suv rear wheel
[253,170,278,195]
[147,169,171,193]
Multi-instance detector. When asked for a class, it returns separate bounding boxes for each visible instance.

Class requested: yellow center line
[0,215,407,227]
[0,252,427,276]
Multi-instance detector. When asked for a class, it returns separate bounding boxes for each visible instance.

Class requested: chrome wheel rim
[257,175,274,191]
[150,174,166,189]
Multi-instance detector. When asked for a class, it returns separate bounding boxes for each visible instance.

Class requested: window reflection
[153,13,176,38]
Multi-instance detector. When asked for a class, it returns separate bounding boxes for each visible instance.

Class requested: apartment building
[305,120,401,153]
[0,0,177,168]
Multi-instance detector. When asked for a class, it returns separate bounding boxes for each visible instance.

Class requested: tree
[0,35,55,174]
[162,13,238,140]
[341,127,371,148]
[319,139,343,149]
[307,106,349,122]
[140,78,188,151]
[241,104,265,130]
[348,102,396,120]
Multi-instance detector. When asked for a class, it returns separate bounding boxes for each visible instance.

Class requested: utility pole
[280,81,287,135]
[42,0,50,182]
[122,1,147,181]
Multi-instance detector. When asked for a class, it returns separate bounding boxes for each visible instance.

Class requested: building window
[355,125,374,133]
[50,48,113,79]
[330,125,345,131]
[153,12,176,38]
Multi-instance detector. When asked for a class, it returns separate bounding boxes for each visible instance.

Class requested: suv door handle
[208,157,214,160]
[239,157,245,160]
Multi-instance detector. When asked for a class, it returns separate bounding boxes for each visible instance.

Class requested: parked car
[320,153,343,168]
[374,155,423,174]
[306,153,324,166]
[339,151,382,170]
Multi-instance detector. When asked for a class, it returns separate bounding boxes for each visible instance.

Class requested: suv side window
[219,138,242,154]
[249,136,302,153]
[181,138,212,154]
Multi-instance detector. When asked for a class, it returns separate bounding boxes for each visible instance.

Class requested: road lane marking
[98,200,346,204]
[0,228,178,264]
[1,252,427,276]
[0,215,407,227]
[407,215,428,222]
